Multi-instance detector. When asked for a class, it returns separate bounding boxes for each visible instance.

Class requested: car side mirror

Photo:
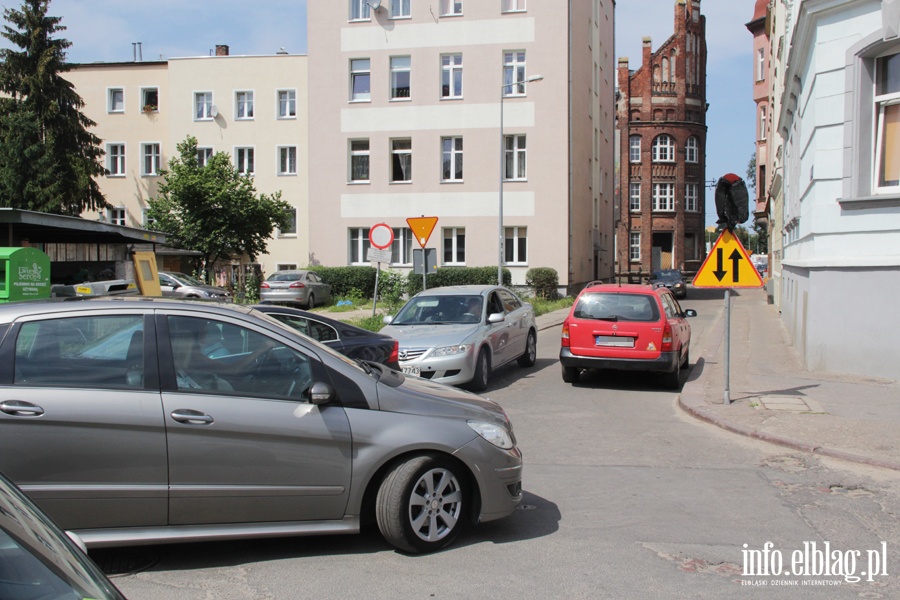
[309,381,334,405]
[684,309,697,318]
[382,315,394,325]
[488,312,505,324]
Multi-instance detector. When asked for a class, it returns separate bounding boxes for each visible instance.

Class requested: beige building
[65,46,308,275]
[306,0,615,290]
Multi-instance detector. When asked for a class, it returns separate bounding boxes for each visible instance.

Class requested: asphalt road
[97,290,900,599]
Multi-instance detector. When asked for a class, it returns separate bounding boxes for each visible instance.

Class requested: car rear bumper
[559,347,679,373]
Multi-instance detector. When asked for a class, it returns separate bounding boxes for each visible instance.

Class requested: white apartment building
[65,46,308,276]
[776,0,900,378]
[306,0,616,289]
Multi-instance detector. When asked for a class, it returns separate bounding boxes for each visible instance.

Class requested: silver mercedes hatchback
[0,298,522,554]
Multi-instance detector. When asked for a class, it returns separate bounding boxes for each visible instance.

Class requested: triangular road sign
[406,216,438,248]
[693,229,764,288]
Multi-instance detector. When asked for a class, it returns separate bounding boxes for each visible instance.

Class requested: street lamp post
[499,74,543,286]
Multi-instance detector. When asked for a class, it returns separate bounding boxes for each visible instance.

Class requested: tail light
[661,322,673,352]
[289,282,306,288]
[260,282,270,288]
[561,321,570,348]
[388,340,399,365]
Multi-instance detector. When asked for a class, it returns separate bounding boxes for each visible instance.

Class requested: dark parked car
[159,271,231,300]
[0,298,522,553]
[255,304,399,370]
[648,269,687,299]
[0,469,127,599]
[259,270,332,308]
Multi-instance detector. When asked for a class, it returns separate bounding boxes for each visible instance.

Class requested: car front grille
[398,348,428,361]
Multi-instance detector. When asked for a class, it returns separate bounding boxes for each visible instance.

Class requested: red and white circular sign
[368,223,394,249]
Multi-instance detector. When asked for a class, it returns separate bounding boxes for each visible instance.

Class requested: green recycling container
[0,247,52,302]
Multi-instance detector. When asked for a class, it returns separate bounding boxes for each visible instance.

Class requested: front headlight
[467,421,514,449]
[431,344,472,357]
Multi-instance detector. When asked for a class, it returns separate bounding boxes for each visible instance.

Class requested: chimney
[132,42,142,62]
[215,45,230,56]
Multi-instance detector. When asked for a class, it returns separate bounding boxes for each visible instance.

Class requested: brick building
[616,0,707,278]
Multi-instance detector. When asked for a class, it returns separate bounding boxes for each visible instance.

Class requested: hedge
[406,266,509,296]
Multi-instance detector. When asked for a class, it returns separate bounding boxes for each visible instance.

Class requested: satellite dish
[366,0,381,10]
[209,105,218,118]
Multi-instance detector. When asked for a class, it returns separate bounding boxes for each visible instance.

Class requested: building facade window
[108,88,124,113]
[652,182,675,211]
[142,143,160,176]
[391,138,412,182]
[629,232,641,261]
[141,88,158,112]
[504,134,527,180]
[629,182,641,211]
[685,136,699,163]
[629,135,641,163]
[197,147,213,167]
[685,183,699,212]
[278,208,297,237]
[350,0,370,20]
[235,147,255,175]
[441,136,463,181]
[502,0,526,12]
[391,228,415,265]
[350,59,371,101]
[349,228,371,264]
[759,105,767,141]
[875,52,900,191]
[502,51,527,96]
[194,92,213,120]
[443,227,466,264]
[142,208,155,228]
[349,139,370,182]
[757,48,765,82]
[390,56,411,99]
[441,54,463,98]
[390,0,410,18]
[108,207,126,226]
[235,91,254,119]
[107,144,125,176]
[277,90,297,118]
[278,146,297,175]
[441,0,463,15]
[651,134,675,162]
[504,226,527,264]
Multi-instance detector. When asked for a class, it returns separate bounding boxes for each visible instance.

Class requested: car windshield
[573,292,661,322]
[392,295,484,325]
[169,272,204,286]
[651,270,682,281]
[267,272,302,282]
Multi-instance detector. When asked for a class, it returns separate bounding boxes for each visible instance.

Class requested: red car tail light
[388,340,399,364]
[260,282,271,288]
[561,321,571,347]
[661,322,673,352]
[289,282,306,288]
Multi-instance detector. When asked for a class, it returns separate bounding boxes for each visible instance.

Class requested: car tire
[665,353,682,390]
[561,365,580,384]
[307,293,315,309]
[468,348,491,392]
[517,330,537,367]
[375,454,466,554]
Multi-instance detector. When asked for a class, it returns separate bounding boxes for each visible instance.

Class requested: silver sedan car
[0,298,522,554]
[382,285,537,391]
[259,269,332,308]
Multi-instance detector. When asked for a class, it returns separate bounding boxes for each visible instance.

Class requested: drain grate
[90,548,159,576]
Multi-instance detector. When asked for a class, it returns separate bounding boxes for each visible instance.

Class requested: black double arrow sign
[713,248,744,282]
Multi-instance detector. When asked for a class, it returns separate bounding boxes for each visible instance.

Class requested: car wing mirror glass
[309,381,334,405]
[684,309,697,317]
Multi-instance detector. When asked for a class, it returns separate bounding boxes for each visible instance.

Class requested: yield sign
[693,229,764,288]
[406,216,438,248]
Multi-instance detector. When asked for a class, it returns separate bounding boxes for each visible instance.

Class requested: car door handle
[0,400,45,417]
[170,409,214,425]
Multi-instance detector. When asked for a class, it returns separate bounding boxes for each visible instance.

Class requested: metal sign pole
[724,288,731,405]
[372,262,381,317]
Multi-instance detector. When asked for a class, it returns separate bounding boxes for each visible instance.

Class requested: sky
[1,0,755,227]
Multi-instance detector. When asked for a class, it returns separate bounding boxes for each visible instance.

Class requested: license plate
[402,366,421,376]
[595,335,634,348]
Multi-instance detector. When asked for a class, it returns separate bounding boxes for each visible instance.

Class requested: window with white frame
[443,227,466,264]
[279,208,297,237]
[629,135,641,163]
[142,143,160,176]
[759,106,767,141]
[441,0,463,16]
[391,228,415,265]
[349,228,371,264]
[685,136,699,163]
[629,182,641,211]
[108,88,124,113]
[652,182,675,211]
[194,92,213,120]
[503,51,527,96]
[235,147,255,175]
[757,48,765,82]
[685,183,699,212]
[875,52,900,191]
[441,136,463,181]
[504,134,527,180]
[108,207,126,226]
[277,263,299,271]
[142,208,155,228]
[651,134,675,162]
[277,90,296,118]
[107,144,125,176]
[504,226,527,264]
[629,232,641,261]
[349,139,370,182]
[350,59,371,101]
[391,138,412,182]
[390,56,411,99]
[197,147,213,167]
[502,0,526,12]
[391,0,410,18]
[141,88,158,112]
[278,146,297,175]
[350,0,370,20]
[235,91,254,119]
[441,54,463,98]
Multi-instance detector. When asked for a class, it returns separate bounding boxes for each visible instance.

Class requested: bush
[526,267,559,299]
[406,266,509,296]
[308,266,377,301]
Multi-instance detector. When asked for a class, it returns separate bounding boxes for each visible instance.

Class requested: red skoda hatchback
[559,283,696,389]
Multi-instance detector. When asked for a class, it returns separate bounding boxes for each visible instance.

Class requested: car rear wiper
[594,315,619,321]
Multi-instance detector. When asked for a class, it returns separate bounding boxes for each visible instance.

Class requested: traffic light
[714,173,749,231]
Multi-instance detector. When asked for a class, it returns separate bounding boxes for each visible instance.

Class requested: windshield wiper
[355,359,373,375]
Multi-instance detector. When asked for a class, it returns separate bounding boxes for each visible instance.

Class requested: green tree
[746,152,757,191]
[0,0,107,214]
[147,136,291,278]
